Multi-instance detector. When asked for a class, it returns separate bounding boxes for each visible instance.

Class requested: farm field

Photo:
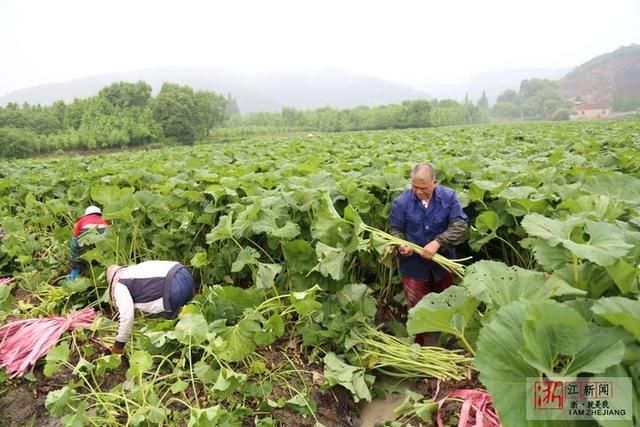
[0,120,639,426]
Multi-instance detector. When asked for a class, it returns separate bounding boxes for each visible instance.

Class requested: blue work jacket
[389,185,467,281]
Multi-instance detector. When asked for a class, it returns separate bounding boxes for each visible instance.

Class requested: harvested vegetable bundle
[435,384,502,427]
[0,307,97,377]
[362,224,471,278]
[353,324,473,381]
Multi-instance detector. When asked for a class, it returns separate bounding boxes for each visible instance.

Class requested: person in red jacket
[68,205,110,280]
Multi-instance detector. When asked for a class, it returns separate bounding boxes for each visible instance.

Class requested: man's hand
[420,240,441,260]
[397,245,413,256]
[110,341,125,355]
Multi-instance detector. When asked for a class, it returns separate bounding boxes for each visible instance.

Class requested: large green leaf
[336,284,377,319]
[476,301,626,427]
[94,354,122,376]
[252,208,300,239]
[521,301,625,378]
[311,192,346,244]
[188,405,226,427]
[474,210,501,233]
[0,284,15,312]
[44,342,70,377]
[564,221,636,266]
[323,352,372,402]
[60,401,89,427]
[311,192,358,250]
[216,317,261,362]
[193,360,216,384]
[521,238,573,271]
[463,260,584,310]
[520,301,589,375]
[231,246,260,272]
[232,198,273,237]
[312,242,345,281]
[205,213,234,243]
[253,313,284,345]
[406,285,479,336]
[212,366,247,398]
[253,262,282,289]
[45,386,77,417]
[201,286,265,322]
[598,364,639,427]
[127,350,153,377]
[469,210,503,251]
[521,213,580,247]
[563,325,626,377]
[522,214,635,267]
[606,259,639,294]
[61,277,91,295]
[289,284,322,317]
[582,172,640,204]
[552,263,616,298]
[174,313,209,345]
[467,180,501,202]
[499,185,537,200]
[134,189,164,209]
[475,303,542,427]
[190,251,208,268]
[558,194,625,221]
[282,239,317,273]
[90,185,140,221]
[591,297,640,340]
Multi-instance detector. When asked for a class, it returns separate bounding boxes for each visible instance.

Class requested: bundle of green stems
[353,324,473,381]
[361,223,471,278]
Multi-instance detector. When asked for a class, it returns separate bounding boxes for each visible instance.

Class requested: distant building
[569,103,610,120]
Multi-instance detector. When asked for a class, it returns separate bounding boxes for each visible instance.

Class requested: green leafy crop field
[0,120,639,426]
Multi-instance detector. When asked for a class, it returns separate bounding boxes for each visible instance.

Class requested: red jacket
[73,213,110,237]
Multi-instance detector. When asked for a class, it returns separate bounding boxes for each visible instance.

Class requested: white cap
[84,205,102,216]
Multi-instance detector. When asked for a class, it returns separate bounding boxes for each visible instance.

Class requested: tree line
[0,81,492,158]
[491,79,571,121]
[225,99,488,132]
[0,81,229,158]
[224,79,581,133]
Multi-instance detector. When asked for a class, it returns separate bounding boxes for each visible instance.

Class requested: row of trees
[0,81,229,158]
[0,88,490,158]
[225,99,488,132]
[492,79,571,121]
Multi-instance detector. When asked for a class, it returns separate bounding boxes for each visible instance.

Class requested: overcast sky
[0,0,638,96]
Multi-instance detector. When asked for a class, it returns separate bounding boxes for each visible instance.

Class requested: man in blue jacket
[390,164,468,309]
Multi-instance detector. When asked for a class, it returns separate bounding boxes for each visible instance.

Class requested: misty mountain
[424,67,569,105]
[561,44,640,105]
[0,68,431,113]
[3,43,637,113]
[428,44,640,107]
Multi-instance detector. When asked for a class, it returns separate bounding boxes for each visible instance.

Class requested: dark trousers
[402,273,454,308]
[402,273,453,346]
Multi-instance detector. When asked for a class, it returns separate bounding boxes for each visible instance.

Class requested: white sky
[0,0,638,96]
